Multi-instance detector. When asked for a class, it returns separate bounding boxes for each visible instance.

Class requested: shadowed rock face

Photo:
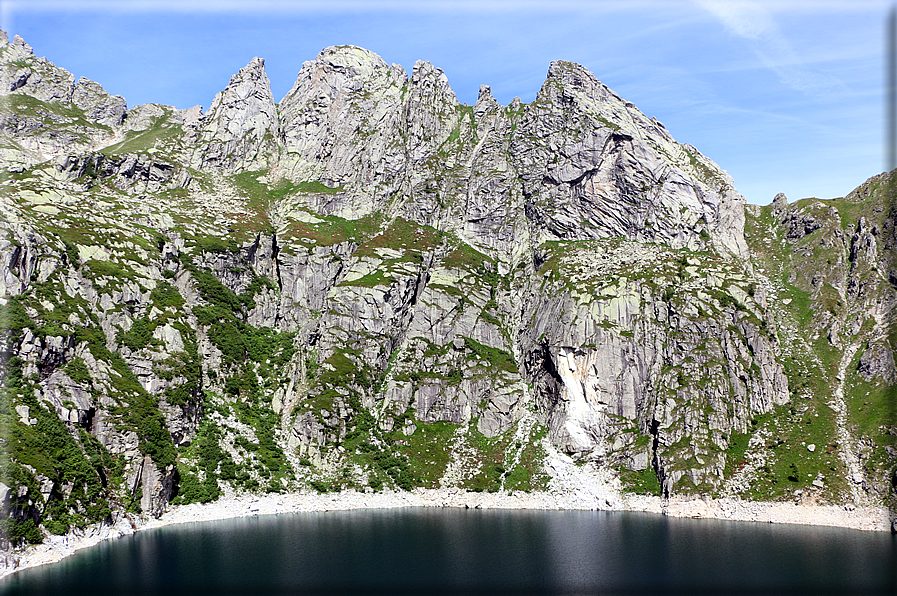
[1,32,894,536]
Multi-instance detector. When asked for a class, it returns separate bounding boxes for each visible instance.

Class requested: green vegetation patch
[461,337,517,374]
[194,308,295,366]
[173,417,228,504]
[100,116,181,155]
[502,425,551,492]
[75,326,177,470]
[232,170,299,209]
[311,347,377,403]
[286,212,382,247]
[150,280,185,309]
[154,324,201,407]
[328,400,420,493]
[620,466,662,496]
[6,93,111,133]
[722,432,750,479]
[0,296,34,342]
[230,384,293,490]
[83,259,137,285]
[461,426,511,492]
[188,235,240,254]
[295,180,344,194]
[117,317,155,351]
[0,358,122,544]
[355,217,442,259]
[848,377,897,437]
[441,242,494,271]
[742,404,847,502]
[400,420,459,487]
[338,270,394,289]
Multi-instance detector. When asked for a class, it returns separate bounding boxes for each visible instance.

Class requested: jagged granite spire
[190,57,280,173]
[509,59,748,258]
[277,45,408,213]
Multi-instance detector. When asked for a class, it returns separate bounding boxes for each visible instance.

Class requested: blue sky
[1,0,890,205]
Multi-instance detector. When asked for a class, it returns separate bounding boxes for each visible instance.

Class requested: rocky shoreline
[1,467,892,583]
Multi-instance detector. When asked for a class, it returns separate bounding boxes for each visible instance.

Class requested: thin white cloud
[696,0,776,39]
[695,0,847,95]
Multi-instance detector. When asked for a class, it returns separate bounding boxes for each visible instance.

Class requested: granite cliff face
[0,31,894,544]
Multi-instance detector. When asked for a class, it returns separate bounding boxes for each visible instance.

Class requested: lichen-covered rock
[0,32,131,167]
[518,239,787,494]
[858,341,897,384]
[70,77,127,128]
[278,46,407,214]
[0,33,74,102]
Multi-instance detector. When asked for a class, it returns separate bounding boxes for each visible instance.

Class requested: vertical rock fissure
[271,232,283,293]
[649,417,663,496]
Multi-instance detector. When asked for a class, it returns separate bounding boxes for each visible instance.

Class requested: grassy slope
[743,180,897,507]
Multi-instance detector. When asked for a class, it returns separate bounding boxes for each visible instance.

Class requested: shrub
[118,318,153,351]
[63,356,91,386]
[2,518,43,545]
[1,298,33,341]
[150,281,185,309]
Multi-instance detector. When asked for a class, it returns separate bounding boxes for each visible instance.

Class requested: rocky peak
[474,84,499,117]
[0,28,125,122]
[190,57,280,173]
[405,60,460,162]
[277,45,407,201]
[180,104,203,127]
[0,32,74,103]
[409,60,452,90]
[2,32,35,63]
[70,76,127,128]
[772,192,789,219]
[279,45,403,125]
[0,29,135,169]
[507,60,748,258]
[540,60,632,130]
[316,45,393,79]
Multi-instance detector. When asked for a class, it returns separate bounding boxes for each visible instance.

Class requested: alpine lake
[2,508,895,595]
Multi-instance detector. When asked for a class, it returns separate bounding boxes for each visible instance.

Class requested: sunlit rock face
[190,57,281,174]
[2,31,893,540]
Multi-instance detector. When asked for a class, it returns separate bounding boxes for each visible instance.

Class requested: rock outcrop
[190,57,280,173]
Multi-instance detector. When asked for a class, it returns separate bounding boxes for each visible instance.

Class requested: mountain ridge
[0,30,895,547]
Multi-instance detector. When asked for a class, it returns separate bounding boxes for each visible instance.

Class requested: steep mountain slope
[742,181,897,508]
[0,30,893,546]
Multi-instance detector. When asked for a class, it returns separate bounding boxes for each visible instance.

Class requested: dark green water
[2,509,895,595]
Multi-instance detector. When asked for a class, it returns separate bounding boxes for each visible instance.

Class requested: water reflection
[3,509,896,595]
